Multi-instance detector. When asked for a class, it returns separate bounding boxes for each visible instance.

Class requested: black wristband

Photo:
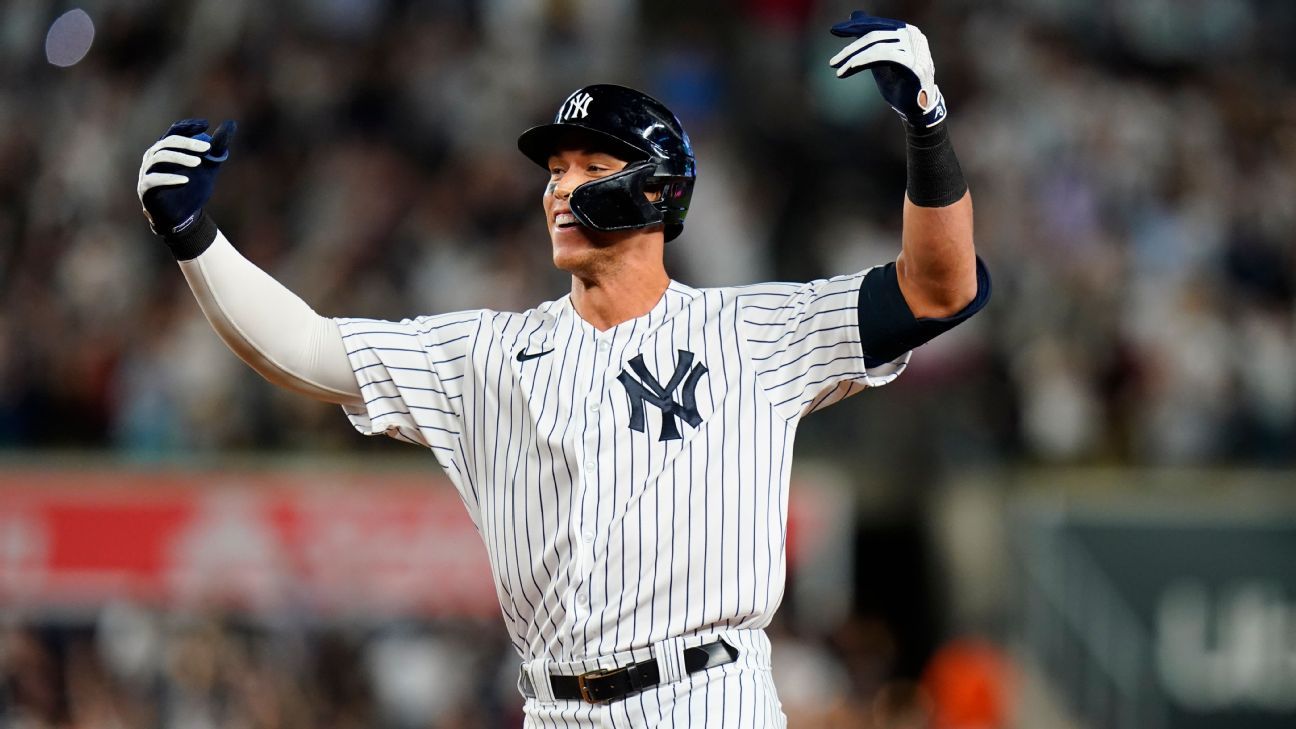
[162,211,218,261]
[904,122,967,208]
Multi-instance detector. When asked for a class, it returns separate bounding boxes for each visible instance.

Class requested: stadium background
[2,0,1295,727]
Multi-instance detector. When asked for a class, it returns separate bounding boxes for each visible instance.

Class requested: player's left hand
[829,11,947,129]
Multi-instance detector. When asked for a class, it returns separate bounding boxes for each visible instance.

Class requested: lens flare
[46,9,95,68]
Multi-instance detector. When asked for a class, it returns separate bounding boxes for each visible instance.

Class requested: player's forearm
[897,189,977,318]
[894,120,978,319]
[178,222,362,406]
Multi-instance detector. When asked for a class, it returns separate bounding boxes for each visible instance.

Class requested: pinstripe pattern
[335,271,907,718]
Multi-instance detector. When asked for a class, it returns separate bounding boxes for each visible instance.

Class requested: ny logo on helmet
[616,350,708,442]
[562,92,594,121]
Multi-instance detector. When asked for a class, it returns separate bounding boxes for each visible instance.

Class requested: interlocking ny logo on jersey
[562,92,594,120]
[616,350,708,442]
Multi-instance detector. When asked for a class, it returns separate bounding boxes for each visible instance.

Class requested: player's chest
[486,315,748,446]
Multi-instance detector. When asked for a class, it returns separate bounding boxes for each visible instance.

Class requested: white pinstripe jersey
[336,269,908,664]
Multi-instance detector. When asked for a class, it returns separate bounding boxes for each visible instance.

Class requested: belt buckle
[576,667,619,704]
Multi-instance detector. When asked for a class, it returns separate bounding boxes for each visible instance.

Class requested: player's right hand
[137,118,236,235]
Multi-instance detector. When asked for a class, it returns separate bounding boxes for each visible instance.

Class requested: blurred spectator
[922,637,1014,729]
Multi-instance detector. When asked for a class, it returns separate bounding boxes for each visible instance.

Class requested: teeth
[555,213,578,227]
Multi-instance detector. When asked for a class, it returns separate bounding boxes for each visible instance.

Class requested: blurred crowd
[1,0,1295,466]
[1,605,1009,729]
[1,606,518,729]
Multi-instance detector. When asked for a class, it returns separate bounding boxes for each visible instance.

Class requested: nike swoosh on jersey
[516,348,554,362]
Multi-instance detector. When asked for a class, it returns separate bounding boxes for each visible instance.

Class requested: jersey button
[584,460,596,472]
[577,592,588,606]
[587,400,600,412]
[582,529,595,543]
[597,341,611,353]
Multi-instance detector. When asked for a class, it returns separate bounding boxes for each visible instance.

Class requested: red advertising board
[0,468,499,617]
[0,466,844,619]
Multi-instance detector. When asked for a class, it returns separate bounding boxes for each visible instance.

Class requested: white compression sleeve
[178,231,363,405]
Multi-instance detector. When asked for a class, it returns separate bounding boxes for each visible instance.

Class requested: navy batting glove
[136,118,237,235]
[829,11,947,128]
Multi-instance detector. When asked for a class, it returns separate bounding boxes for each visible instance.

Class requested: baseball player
[136,12,988,727]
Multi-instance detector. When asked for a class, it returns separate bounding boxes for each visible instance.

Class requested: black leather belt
[521,639,738,704]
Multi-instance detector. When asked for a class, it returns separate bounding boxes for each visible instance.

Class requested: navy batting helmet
[518,84,696,242]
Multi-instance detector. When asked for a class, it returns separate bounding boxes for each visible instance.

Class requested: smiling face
[543,147,663,277]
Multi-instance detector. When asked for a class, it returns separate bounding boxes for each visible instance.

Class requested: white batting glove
[829,11,947,128]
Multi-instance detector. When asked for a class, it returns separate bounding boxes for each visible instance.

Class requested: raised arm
[136,120,361,405]
[830,12,982,319]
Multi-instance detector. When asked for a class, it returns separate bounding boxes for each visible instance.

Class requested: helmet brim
[517,123,653,170]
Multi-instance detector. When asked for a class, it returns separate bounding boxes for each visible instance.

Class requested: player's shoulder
[714,271,875,326]
[478,295,571,335]
[678,279,797,301]
[712,274,855,306]
[333,310,489,345]
[423,295,571,324]
[744,269,879,297]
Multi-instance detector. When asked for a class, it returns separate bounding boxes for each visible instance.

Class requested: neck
[568,236,670,331]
